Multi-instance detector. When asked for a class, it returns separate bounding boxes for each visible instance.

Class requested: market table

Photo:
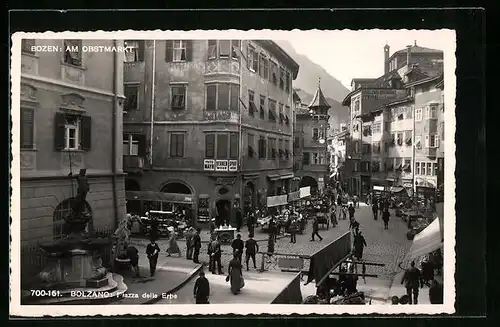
[213,227,237,244]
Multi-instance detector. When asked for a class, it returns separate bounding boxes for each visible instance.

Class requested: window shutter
[205,134,215,158]
[138,41,145,61]
[54,112,66,151]
[435,136,440,148]
[425,135,429,147]
[137,134,146,156]
[21,108,34,148]
[230,133,239,159]
[165,40,173,62]
[178,134,185,157]
[185,40,193,61]
[246,45,250,69]
[80,115,92,151]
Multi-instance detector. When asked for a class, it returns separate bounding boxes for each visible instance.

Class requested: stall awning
[405,217,443,261]
[390,186,405,193]
[299,186,311,198]
[267,174,281,181]
[373,185,385,191]
[279,173,295,180]
[267,195,288,207]
[287,191,300,202]
[126,191,194,204]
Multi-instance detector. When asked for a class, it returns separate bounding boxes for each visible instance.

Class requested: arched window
[53,198,93,240]
[161,182,192,194]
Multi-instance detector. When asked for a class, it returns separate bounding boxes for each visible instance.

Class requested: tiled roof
[308,86,331,108]
[392,44,443,57]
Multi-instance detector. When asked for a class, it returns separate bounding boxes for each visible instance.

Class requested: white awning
[405,217,443,260]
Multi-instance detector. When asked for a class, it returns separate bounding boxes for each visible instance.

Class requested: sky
[283,30,455,90]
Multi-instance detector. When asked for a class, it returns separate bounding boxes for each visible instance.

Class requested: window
[363,125,371,136]
[173,40,187,62]
[303,152,310,165]
[354,140,360,153]
[278,103,285,124]
[21,108,34,149]
[55,113,91,151]
[205,134,215,158]
[372,141,380,153]
[259,136,267,159]
[207,40,217,59]
[426,163,432,176]
[384,121,390,132]
[371,161,380,172]
[284,105,290,125]
[231,40,240,59]
[406,106,413,119]
[404,158,412,172]
[372,122,381,134]
[248,134,255,158]
[279,67,286,90]
[354,161,359,172]
[268,138,277,159]
[426,135,440,148]
[259,95,266,119]
[433,162,438,176]
[278,139,284,158]
[362,144,371,154]
[270,60,278,86]
[268,100,277,121]
[218,40,231,58]
[63,39,82,66]
[312,153,319,165]
[395,157,402,171]
[205,83,240,111]
[123,134,145,156]
[416,162,421,175]
[415,135,422,149]
[415,108,423,121]
[440,122,445,140]
[361,161,370,173]
[229,133,239,159]
[259,54,268,79]
[397,132,404,146]
[21,39,35,54]
[124,40,145,62]
[284,140,290,158]
[247,45,259,72]
[169,133,185,157]
[294,136,300,149]
[124,84,139,111]
[385,158,393,171]
[217,134,229,158]
[248,90,256,116]
[353,100,360,113]
[312,128,319,140]
[405,130,412,145]
[285,71,291,93]
[425,105,438,119]
[421,162,427,175]
[171,85,186,110]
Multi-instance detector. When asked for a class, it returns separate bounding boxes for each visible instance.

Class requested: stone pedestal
[64,249,94,287]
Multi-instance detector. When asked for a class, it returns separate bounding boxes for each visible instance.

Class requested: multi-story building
[122,39,299,223]
[292,85,331,194]
[327,123,348,188]
[342,42,444,198]
[19,38,126,248]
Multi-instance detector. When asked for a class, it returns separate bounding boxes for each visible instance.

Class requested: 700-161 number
[30,290,61,297]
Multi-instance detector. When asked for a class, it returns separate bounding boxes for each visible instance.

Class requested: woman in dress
[166,227,182,257]
[227,251,244,295]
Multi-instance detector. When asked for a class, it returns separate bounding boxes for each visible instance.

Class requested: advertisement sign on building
[215,160,228,171]
[267,195,288,207]
[228,160,238,171]
[299,186,311,198]
[204,159,215,171]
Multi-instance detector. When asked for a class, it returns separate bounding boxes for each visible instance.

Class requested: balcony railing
[123,155,144,170]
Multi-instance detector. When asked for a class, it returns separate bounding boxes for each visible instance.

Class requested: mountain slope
[294,88,349,135]
[275,40,350,103]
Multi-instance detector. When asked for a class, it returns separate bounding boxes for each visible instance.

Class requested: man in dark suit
[193,270,210,304]
[401,261,422,304]
[245,235,259,271]
[192,228,202,264]
[231,234,244,263]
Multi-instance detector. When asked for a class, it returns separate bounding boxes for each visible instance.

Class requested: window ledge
[61,62,87,71]
[61,149,85,153]
[22,52,39,59]
[21,148,38,152]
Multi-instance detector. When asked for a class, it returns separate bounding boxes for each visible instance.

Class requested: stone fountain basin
[39,238,111,254]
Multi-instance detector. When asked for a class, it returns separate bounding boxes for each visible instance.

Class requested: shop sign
[215,160,228,171]
[287,191,300,202]
[216,177,236,185]
[204,159,215,171]
[228,160,238,171]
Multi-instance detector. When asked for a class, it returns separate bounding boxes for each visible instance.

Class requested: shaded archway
[300,176,318,194]
[161,181,192,194]
[125,179,141,214]
[243,181,256,213]
[53,198,93,240]
[125,179,141,191]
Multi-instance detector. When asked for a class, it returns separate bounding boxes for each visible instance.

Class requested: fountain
[22,169,127,304]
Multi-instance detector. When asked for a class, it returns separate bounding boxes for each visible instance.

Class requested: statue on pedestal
[64,169,91,238]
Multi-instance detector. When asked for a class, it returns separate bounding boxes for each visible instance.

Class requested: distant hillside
[275,40,350,103]
[294,88,349,135]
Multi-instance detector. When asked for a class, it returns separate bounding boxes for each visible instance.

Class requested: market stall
[197,194,211,223]
[213,225,237,245]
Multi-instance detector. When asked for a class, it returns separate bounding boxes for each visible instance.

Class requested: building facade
[19,39,126,247]
[342,42,444,198]
[122,39,299,222]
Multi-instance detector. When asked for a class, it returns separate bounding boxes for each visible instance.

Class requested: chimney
[406,45,412,68]
[384,43,390,73]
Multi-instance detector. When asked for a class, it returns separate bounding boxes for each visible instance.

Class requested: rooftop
[308,79,331,109]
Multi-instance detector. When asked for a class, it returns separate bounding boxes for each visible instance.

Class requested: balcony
[123,155,144,171]
[205,58,240,76]
[422,118,438,134]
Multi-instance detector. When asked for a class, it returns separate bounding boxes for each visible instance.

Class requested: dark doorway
[244,182,255,214]
[125,179,141,214]
[299,176,318,194]
[161,182,192,194]
[215,200,231,226]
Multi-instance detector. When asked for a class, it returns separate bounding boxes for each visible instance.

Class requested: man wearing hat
[185,227,195,260]
[231,234,244,263]
[192,228,202,264]
[193,270,210,304]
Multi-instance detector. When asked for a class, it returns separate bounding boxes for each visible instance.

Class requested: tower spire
[318,77,321,88]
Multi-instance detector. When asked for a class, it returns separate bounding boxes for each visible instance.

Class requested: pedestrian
[235,208,243,232]
[192,228,202,264]
[247,213,255,238]
[353,194,359,208]
[382,209,390,230]
[289,218,297,243]
[146,238,160,277]
[231,234,244,263]
[372,202,379,220]
[330,208,337,227]
[267,233,275,255]
[353,231,366,260]
[310,218,323,241]
[208,235,223,275]
[193,270,210,304]
[420,258,435,287]
[348,203,356,220]
[245,234,259,271]
[226,252,244,295]
[185,227,194,260]
[401,261,421,304]
[350,219,360,234]
[166,228,182,257]
[209,218,216,235]
[126,244,140,277]
[269,217,278,242]
[428,279,443,304]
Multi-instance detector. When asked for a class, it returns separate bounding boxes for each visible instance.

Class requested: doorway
[215,200,231,226]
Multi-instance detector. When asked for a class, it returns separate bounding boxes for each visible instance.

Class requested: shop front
[125,190,195,222]
[360,175,371,198]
